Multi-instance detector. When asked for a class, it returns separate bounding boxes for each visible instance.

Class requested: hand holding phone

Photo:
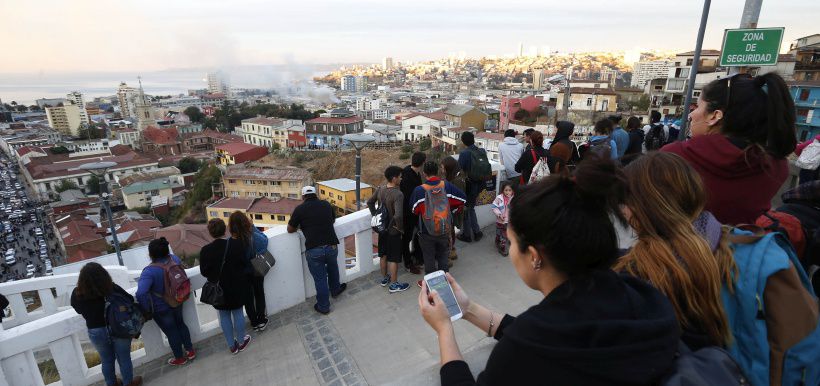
[423,270,463,321]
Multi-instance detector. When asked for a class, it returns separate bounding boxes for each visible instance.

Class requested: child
[492,182,514,256]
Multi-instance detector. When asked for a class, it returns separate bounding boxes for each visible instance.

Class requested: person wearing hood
[419,158,679,386]
[498,129,524,185]
[662,73,797,225]
[623,116,645,156]
[548,120,580,173]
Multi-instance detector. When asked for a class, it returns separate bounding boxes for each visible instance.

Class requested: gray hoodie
[498,136,524,179]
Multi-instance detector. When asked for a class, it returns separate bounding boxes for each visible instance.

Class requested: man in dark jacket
[288,186,347,314]
[457,132,485,243]
[399,152,426,274]
[367,166,410,293]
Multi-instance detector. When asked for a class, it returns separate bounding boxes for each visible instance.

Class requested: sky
[0,0,817,74]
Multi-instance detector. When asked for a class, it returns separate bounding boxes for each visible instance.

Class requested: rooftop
[444,104,482,117]
[306,116,365,125]
[560,87,618,95]
[215,142,267,155]
[242,117,288,126]
[224,165,311,181]
[25,147,157,181]
[317,178,372,192]
[121,178,183,195]
[207,197,256,210]
[248,197,302,214]
[153,224,214,257]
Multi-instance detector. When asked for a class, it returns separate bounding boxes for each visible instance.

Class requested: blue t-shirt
[612,128,630,159]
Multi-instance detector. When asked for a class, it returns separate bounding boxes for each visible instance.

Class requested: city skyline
[0,0,817,74]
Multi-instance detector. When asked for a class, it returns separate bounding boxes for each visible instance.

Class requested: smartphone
[423,270,463,321]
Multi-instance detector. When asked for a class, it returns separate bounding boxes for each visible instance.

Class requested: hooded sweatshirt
[662,134,789,225]
[498,137,524,179]
[440,269,679,386]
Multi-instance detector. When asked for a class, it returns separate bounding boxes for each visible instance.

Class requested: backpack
[104,291,144,339]
[466,147,492,183]
[645,124,667,151]
[420,180,452,237]
[528,149,551,183]
[722,229,820,386]
[661,341,748,386]
[150,256,191,308]
[582,136,613,160]
[796,140,820,170]
[370,187,392,234]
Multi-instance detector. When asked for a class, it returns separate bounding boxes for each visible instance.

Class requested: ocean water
[0,65,335,105]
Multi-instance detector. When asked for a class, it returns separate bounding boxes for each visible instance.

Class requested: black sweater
[199,238,252,310]
[440,270,680,386]
[514,147,554,183]
[71,284,131,329]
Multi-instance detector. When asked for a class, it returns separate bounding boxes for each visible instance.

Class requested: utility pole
[679,0,712,141]
[729,0,763,76]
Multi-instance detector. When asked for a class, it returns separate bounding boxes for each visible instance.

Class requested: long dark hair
[148,237,170,261]
[700,72,796,158]
[509,156,626,276]
[229,211,253,246]
[441,156,460,182]
[552,121,575,144]
[76,262,113,299]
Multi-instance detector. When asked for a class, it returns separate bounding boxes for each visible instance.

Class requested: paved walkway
[120,228,541,385]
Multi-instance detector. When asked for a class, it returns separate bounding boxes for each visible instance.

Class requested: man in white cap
[287,186,346,314]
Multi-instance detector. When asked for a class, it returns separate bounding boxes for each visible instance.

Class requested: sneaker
[331,283,347,298]
[252,325,260,332]
[186,349,196,361]
[238,334,252,352]
[314,303,330,315]
[388,282,410,293]
[417,279,423,288]
[167,357,188,366]
[256,318,268,332]
[379,275,390,287]
[456,234,473,243]
[230,343,239,355]
[474,232,484,241]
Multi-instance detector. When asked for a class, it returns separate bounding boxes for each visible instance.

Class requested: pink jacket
[492,194,512,224]
[796,134,820,156]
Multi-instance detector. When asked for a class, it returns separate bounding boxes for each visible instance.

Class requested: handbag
[251,247,276,277]
[200,239,228,307]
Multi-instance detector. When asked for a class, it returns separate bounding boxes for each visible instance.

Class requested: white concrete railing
[0,207,458,386]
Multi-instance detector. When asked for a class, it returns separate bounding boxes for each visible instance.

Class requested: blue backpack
[722,229,820,386]
[251,227,269,255]
[104,291,145,339]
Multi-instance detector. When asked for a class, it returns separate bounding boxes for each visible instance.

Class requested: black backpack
[370,188,392,234]
[467,147,492,183]
[581,136,613,160]
[661,341,748,386]
[645,124,667,151]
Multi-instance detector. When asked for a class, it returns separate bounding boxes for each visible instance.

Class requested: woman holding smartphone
[418,157,681,385]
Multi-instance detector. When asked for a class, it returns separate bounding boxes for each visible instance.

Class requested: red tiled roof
[405,110,446,121]
[59,218,103,246]
[117,218,162,233]
[25,148,157,181]
[215,142,267,155]
[16,146,47,157]
[208,197,256,210]
[69,248,105,263]
[475,132,504,141]
[248,197,302,215]
[560,87,617,96]
[305,116,364,125]
[153,224,214,257]
[142,126,180,145]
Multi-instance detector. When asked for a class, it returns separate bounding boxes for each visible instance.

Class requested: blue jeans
[153,306,193,359]
[306,245,341,313]
[218,308,246,349]
[87,327,133,386]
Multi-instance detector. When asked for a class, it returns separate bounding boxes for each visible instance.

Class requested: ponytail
[757,73,797,158]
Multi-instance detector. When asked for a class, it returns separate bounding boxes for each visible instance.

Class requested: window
[244,180,251,185]
[586,98,593,106]
[254,214,262,220]
[223,212,230,217]
[45,182,51,190]
[320,189,326,195]
[686,58,694,66]
[337,194,343,200]
[277,215,286,221]
[77,178,83,185]
[799,89,810,101]
[288,194,298,199]
[228,179,236,184]
[693,91,701,98]
[210,211,217,217]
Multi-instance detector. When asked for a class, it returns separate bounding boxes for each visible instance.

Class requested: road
[0,154,60,283]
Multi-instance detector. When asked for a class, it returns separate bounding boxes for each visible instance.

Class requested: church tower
[135,76,158,131]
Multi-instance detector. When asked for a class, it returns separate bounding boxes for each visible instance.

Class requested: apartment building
[399,111,445,141]
[239,116,303,149]
[222,165,312,199]
[206,197,302,230]
[215,142,269,165]
[443,105,488,131]
[45,104,84,136]
[316,178,373,216]
[631,61,673,88]
[304,114,365,147]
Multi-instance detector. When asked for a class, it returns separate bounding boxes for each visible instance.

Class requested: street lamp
[79,161,123,266]
[342,134,376,210]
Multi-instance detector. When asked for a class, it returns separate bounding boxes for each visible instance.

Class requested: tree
[50,146,69,154]
[419,138,432,151]
[183,106,205,123]
[271,143,281,151]
[15,105,28,112]
[29,105,40,112]
[55,180,79,193]
[178,157,201,174]
[86,175,100,195]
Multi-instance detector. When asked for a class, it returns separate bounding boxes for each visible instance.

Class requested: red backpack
[421,181,452,237]
[755,211,807,262]
[150,256,191,307]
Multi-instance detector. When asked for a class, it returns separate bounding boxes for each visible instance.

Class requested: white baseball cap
[301,186,316,195]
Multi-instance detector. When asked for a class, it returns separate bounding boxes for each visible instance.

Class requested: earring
[533,260,542,271]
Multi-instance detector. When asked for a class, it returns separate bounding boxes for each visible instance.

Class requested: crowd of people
[417,72,820,386]
[55,71,820,386]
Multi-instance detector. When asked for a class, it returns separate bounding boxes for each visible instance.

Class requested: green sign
[720,27,784,66]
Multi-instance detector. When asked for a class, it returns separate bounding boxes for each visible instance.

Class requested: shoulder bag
[251,241,276,277]
[200,239,229,307]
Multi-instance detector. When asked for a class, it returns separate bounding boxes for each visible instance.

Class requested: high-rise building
[631,60,673,88]
[46,104,84,136]
[382,57,394,70]
[117,82,139,119]
[533,70,546,90]
[518,42,524,57]
[207,71,230,95]
[66,91,90,126]
[354,76,368,93]
[340,75,356,92]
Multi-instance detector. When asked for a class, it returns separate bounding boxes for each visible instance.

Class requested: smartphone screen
[426,273,462,320]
